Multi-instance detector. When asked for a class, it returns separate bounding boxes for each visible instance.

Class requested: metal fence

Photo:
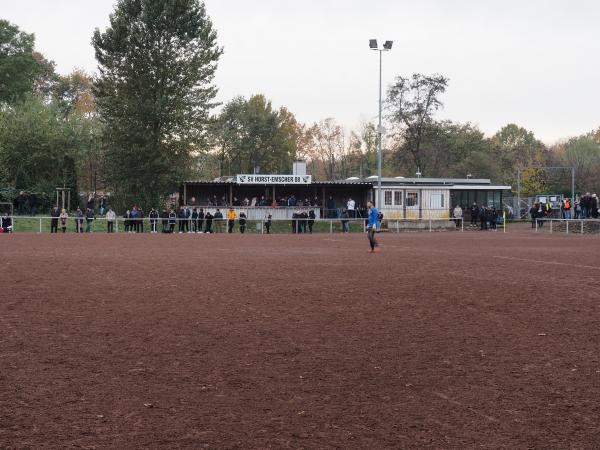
[1,216,467,234]
[534,218,600,235]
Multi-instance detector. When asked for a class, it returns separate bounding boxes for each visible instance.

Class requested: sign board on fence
[236,174,312,184]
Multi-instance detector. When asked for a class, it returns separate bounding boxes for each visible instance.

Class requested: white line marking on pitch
[493,255,600,271]
[432,391,500,423]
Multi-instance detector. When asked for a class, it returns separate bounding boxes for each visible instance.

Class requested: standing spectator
[214,209,223,233]
[160,208,169,233]
[575,196,582,219]
[124,210,131,233]
[453,205,463,227]
[227,208,237,233]
[99,195,106,216]
[377,211,383,231]
[490,207,498,231]
[562,197,571,219]
[479,206,488,230]
[177,206,186,233]
[265,213,272,234]
[308,209,315,234]
[168,209,177,233]
[537,203,545,227]
[50,206,60,233]
[106,207,116,233]
[347,197,356,218]
[340,209,350,233]
[160,209,169,233]
[326,196,336,218]
[85,208,94,232]
[59,209,68,233]
[299,210,308,233]
[191,207,199,233]
[470,203,478,226]
[138,207,145,233]
[75,207,84,233]
[529,203,539,228]
[581,193,591,218]
[544,202,552,219]
[197,208,205,233]
[291,210,298,233]
[131,206,140,233]
[29,192,38,216]
[204,211,213,233]
[239,211,247,234]
[185,205,192,233]
[149,208,159,233]
[591,194,599,218]
[198,208,205,233]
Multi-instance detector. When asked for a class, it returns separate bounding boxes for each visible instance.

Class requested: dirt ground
[1,225,600,449]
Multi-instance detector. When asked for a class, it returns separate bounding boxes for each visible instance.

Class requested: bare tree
[309,119,345,180]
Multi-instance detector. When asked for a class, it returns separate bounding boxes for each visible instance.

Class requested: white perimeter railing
[0,216,467,234]
[534,218,600,235]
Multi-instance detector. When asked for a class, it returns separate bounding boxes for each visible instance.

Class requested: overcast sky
[2,0,599,143]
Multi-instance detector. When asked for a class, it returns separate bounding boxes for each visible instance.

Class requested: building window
[430,193,444,208]
[384,190,393,206]
[394,191,402,206]
[406,191,419,207]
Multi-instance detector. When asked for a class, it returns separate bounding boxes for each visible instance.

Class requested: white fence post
[550,220,553,234]
[566,221,569,235]
[39,218,42,234]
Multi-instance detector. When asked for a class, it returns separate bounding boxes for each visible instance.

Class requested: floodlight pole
[377,49,383,209]
[371,41,391,209]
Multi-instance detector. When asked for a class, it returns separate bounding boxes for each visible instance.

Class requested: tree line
[1,0,599,213]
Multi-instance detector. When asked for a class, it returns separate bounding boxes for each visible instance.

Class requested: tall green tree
[0,96,85,209]
[560,136,600,192]
[0,19,40,103]
[386,73,449,175]
[213,95,298,175]
[92,0,222,207]
[490,124,547,192]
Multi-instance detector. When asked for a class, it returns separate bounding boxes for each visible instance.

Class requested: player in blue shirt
[367,200,380,252]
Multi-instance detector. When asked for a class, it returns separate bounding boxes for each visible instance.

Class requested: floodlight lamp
[369,39,378,49]
[383,40,393,50]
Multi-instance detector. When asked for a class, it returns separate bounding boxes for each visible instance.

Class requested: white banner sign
[236,174,312,184]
